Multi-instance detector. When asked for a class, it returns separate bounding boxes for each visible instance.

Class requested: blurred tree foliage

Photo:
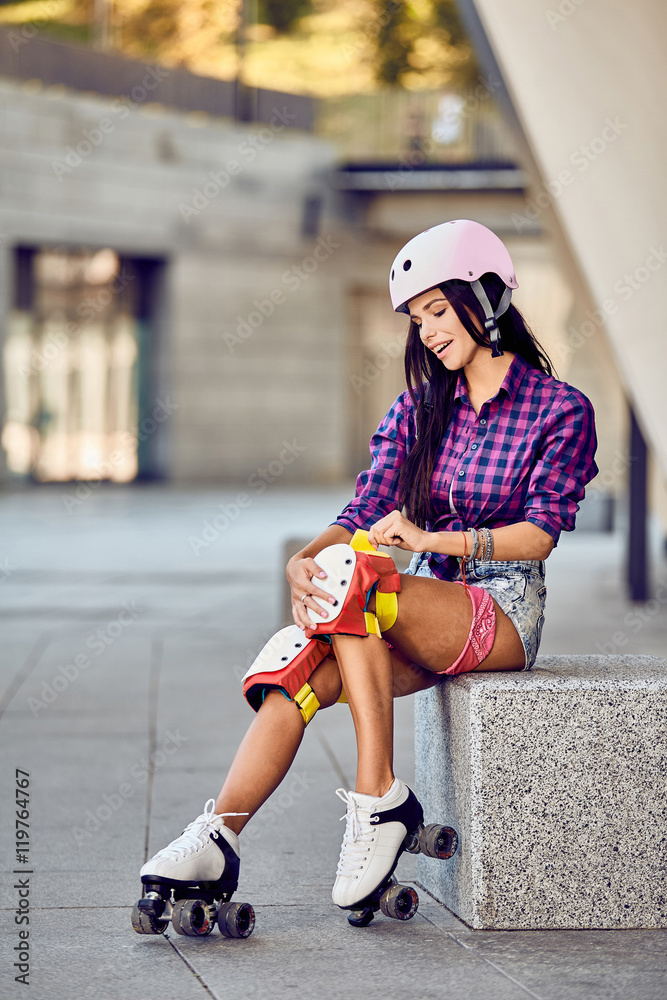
[111,0,239,65]
[0,0,477,93]
[369,1,475,87]
[257,0,312,34]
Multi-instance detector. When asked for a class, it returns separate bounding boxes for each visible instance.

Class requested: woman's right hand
[286,556,337,632]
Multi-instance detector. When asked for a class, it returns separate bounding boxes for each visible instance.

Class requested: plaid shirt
[335,353,599,580]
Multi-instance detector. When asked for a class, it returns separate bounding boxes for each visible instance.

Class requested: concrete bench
[414,654,667,930]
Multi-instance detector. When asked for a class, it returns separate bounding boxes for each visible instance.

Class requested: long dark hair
[397,273,555,529]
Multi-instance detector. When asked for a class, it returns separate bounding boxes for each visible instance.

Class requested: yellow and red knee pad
[241,625,332,723]
[241,531,400,724]
[303,530,400,639]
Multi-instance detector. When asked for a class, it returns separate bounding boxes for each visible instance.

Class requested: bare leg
[318,573,524,799]
[213,566,522,834]
[214,655,343,832]
[214,691,305,834]
[380,575,525,672]
[330,633,395,799]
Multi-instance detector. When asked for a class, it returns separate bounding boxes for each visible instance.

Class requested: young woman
[134,219,598,936]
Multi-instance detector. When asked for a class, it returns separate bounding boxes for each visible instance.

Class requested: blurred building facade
[1,15,660,552]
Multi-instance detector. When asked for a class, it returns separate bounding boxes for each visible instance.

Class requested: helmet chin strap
[470,280,512,358]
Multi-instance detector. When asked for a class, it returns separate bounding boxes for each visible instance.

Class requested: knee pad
[242,625,331,725]
[241,532,400,724]
[304,530,401,640]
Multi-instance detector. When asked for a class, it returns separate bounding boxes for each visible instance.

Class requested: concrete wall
[0,72,625,499]
[0,75,343,484]
[469,0,667,492]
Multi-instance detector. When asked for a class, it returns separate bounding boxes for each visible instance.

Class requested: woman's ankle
[354,774,395,798]
[213,802,247,836]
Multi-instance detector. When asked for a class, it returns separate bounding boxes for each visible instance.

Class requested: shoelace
[335,788,376,879]
[151,798,248,862]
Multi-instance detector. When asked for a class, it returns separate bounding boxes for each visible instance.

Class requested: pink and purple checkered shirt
[335,353,599,581]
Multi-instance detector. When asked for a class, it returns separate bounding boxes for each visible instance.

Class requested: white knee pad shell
[242,625,331,724]
[302,541,400,639]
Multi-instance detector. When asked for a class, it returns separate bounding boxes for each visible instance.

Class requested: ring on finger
[300,593,309,604]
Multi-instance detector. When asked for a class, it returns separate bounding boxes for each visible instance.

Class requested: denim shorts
[404,552,547,670]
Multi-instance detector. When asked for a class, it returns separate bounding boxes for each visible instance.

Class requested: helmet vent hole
[391,269,395,280]
[402,259,412,271]
[468,270,473,276]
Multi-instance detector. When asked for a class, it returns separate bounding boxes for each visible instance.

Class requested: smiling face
[407,287,485,371]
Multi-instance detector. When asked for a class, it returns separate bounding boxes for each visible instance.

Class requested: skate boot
[131,798,255,939]
[332,778,460,927]
[332,778,423,926]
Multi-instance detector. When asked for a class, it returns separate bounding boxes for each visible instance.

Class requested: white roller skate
[132,799,255,939]
[332,778,459,927]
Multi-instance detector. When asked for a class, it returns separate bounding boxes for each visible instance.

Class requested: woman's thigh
[382,573,525,674]
[309,648,440,708]
[309,572,525,707]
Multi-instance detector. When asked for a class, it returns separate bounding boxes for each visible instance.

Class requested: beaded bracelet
[478,528,488,562]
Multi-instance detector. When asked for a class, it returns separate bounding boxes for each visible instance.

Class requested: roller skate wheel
[171,898,215,936]
[217,901,255,938]
[347,906,375,927]
[404,830,421,855]
[131,901,168,935]
[379,883,419,921]
[418,823,458,860]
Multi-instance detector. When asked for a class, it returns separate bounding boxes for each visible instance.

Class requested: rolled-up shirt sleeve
[334,393,413,534]
[524,391,599,545]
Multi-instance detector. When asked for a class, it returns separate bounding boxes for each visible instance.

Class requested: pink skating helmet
[389,219,518,357]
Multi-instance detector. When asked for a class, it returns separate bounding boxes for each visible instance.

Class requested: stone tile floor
[0,484,665,999]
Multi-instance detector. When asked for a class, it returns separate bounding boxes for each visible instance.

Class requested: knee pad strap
[294,683,320,725]
[352,529,398,631]
[364,611,382,637]
[375,590,398,632]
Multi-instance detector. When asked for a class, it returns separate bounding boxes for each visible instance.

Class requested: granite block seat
[414,654,667,930]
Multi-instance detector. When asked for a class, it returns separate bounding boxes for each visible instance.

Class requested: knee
[309,655,343,709]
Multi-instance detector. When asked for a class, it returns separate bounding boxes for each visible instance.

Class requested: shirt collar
[454,352,528,404]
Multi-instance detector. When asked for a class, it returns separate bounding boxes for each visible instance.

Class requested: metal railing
[0,25,516,162]
[316,84,518,164]
[0,26,314,130]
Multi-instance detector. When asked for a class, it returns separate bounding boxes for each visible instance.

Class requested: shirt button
[480,418,487,425]
[458,470,465,477]
[471,443,478,450]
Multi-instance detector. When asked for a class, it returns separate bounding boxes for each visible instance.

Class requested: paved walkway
[0,484,666,1000]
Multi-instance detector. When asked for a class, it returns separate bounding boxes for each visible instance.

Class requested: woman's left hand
[367,510,431,552]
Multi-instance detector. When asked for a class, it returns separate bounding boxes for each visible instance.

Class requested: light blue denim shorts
[404,552,547,670]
